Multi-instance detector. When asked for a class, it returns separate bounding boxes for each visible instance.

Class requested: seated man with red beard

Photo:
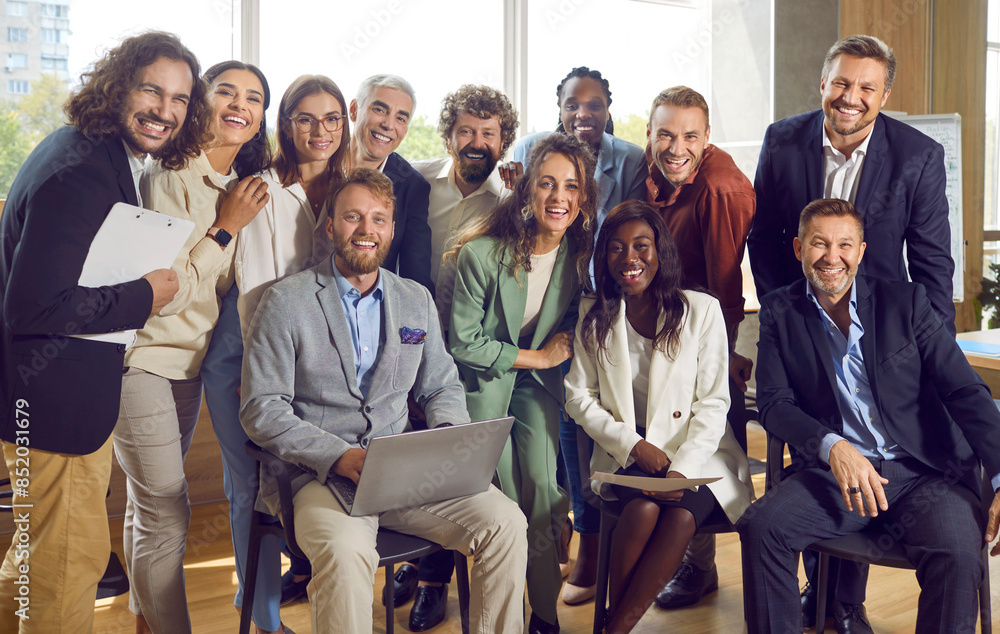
[240,168,527,634]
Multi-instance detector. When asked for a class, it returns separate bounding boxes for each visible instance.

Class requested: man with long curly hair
[0,30,209,632]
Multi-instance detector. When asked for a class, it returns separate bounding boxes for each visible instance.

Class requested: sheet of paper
[72,203,195,345]
[592,471,721,492]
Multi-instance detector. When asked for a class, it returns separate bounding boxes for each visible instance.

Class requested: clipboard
[72,203,195,345]
[592,472,721,492]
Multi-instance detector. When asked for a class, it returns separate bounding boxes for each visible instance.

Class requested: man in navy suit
[0,31,207,632]
[348,73,433,293]
[739,199,1000,634]
[749,35,954,335]
[747,34,956,632]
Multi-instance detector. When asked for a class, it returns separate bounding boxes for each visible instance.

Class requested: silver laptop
[328,417,514,516]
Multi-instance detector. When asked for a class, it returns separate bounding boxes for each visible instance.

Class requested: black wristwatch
[208,227,233,248]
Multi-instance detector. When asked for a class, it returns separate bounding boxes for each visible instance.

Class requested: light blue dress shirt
[331,260,384,398]
[808,283,909,464]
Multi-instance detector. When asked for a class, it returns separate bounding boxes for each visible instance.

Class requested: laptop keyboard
[329,475,357,506]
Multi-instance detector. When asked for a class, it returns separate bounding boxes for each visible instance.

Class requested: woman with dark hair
[564,201,753,633]
[449,132,597,634]
[505,66,648,605]
[116,61,271,634]
[227,74,351,616]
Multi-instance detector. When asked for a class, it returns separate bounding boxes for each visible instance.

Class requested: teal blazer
[448,236,581,420]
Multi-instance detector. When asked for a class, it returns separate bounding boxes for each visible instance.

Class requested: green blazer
[448,236,582,421]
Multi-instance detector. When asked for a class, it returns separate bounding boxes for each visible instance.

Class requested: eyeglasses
[287,114,344,133]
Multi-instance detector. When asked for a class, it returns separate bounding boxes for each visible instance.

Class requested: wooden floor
[4,424,999,633]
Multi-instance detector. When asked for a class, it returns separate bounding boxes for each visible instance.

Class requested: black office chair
[591,404,756,633]
[239,442,471,634]
[765,434,993,634]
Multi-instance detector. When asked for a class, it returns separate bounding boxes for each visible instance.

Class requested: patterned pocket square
[400,327,427,344]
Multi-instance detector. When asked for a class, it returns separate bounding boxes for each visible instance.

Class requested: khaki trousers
[292,480,528,634]
[0,436,113,633]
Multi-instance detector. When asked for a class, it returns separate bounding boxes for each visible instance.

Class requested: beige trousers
[292,480,528,634]
[0,436,113,633]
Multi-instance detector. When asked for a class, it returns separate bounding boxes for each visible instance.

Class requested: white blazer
[564,291,753,523]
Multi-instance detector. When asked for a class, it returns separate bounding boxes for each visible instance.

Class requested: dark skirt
[610,463,718,528]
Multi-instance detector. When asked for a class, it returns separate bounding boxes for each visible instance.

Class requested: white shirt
[520,247,559,337]
[123,139,146,207]
[822,124,875,203]
[234,169,333,336]
[625,317,653,429]
[411,156,506,330]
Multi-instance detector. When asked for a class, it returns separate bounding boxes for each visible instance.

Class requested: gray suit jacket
[241,257,470,514]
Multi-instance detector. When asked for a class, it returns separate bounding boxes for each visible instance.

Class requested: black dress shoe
[381,563,419,606]
[653,562,718,609]
[833,601,873,634]
[409,584,448,632]
[527,612,560,634]
[279,569,310,606]
[800,581,838,628]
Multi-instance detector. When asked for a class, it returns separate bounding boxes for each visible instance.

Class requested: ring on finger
[848,486,861,495]
[252,193,262,202]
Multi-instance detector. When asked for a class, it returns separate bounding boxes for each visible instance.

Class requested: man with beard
[641,85,757,613]
[412,84,518,330]
[747,35,954,633]
[241,168,528,634]
[740,198,1000,634]
[348,74,434,293]
[0,31,208,632]
[399,84,517,631]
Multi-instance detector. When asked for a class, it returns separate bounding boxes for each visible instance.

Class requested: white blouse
[520,247,559,337]
[234,169,332,336]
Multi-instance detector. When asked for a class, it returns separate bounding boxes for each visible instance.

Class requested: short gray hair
[355,74,417,112]
[822,35,897,91]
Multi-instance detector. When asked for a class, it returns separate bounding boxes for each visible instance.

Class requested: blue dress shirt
[807,283,909,464]
[331,260,384,398]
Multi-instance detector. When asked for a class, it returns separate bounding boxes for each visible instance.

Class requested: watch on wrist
[208,227,233,248]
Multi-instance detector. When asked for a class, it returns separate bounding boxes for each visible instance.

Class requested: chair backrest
[244,441,308,560]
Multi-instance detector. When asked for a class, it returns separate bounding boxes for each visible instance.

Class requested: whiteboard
[885,112,964,303]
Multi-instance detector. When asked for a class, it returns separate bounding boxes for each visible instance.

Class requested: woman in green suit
[448,133,597,634]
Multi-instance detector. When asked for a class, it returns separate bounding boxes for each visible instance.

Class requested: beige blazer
[564,291,753,523]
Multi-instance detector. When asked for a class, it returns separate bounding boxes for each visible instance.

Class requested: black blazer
[756,276,1000,497]
[748,110,956,333]
[1,127,153,455]
[382,152,433,294]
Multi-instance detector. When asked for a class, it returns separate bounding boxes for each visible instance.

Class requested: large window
[7,80,29,95]
[7,27,27,42]
[41,55,68,70]
[6,2,26,17]
[40,3,69,18]
[6,53,28,69]
[259,0,505,161]
[41,28,69,44]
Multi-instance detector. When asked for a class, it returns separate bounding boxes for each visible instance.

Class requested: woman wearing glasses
[200,75,349,634]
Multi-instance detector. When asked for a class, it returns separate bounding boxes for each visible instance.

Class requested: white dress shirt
[822,124,875,203]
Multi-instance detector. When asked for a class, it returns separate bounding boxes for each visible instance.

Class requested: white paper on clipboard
[71,203,195,345]
[592,472,721,492]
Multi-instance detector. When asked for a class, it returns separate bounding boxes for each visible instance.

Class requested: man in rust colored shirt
[643,85,756,611]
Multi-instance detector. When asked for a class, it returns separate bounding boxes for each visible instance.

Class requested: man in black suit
[349,73,433,292]
[0,31,209,632]
[739,199,1000,634]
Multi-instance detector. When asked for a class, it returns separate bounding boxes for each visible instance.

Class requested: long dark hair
[273,75,350,188]
[554,66,614,135]
[448,133,597,289]
[203,60,272,176]
[583,200,688,358]
[65,30,211,170]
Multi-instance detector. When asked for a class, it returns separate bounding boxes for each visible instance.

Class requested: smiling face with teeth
[530,152,585,249]
[326,182,395,286]
[820,54,891,149]
[448,110,502,187]
[208,69,265,150]
[119,56,194,157]
[794,213,866,303]
[349,86,412,168]
[558,77,610,152]
[286,91,344,166]
[606,219,658,297]
[647,104,710,189]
